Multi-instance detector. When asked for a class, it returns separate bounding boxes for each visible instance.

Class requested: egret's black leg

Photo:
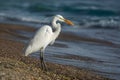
[40,51,44,70]
[40,50,47,71]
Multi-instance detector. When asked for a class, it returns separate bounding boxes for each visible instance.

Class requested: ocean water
[0,0,120,80]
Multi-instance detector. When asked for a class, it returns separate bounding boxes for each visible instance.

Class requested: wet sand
[0,23,111,80]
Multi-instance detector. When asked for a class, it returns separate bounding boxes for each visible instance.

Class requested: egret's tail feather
[24,48,32,56]
[25,52,29,56]
[24,45,32,56]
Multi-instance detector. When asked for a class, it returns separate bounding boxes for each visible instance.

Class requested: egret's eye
[59,17,64,20]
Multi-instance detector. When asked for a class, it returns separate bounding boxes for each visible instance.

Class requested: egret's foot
[39,50,47,71]
[40,61,48,71]
[43,62,48,71]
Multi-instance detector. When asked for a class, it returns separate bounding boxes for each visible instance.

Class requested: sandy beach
[0,23,112,80]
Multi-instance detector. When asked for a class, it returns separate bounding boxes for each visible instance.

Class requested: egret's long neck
[52,17,61,39]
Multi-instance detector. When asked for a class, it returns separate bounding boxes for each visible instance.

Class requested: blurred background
[0,0,120,80]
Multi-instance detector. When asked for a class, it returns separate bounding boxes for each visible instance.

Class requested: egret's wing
[25,25,53,56]
[49,40,55,45]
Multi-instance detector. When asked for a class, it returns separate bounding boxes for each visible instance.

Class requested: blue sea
[0,0,120,80]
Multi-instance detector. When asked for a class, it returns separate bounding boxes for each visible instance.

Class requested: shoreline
[0,23,111,80]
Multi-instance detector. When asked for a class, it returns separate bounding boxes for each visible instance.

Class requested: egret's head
[55,15,74,26]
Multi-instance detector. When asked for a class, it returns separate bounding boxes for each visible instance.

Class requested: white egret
[24,15,74,70]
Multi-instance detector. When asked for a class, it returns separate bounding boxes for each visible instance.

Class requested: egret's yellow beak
[64,19,74,26]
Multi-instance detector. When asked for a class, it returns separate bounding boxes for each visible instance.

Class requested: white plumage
[24,15,74,70]
[25,25,53,56]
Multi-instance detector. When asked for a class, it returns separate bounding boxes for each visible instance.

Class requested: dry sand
[0,23,111,80]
